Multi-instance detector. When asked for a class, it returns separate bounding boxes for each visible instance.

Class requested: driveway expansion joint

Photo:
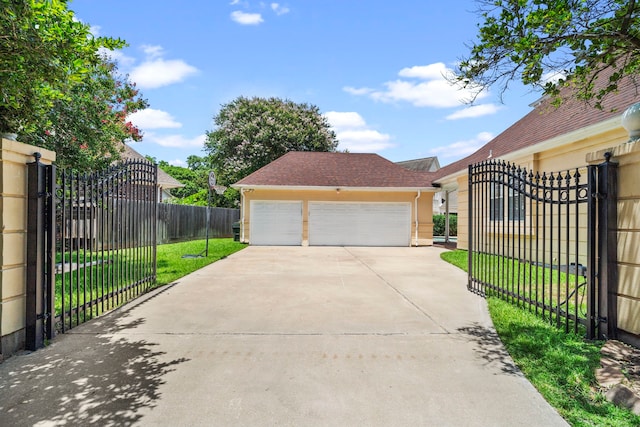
[343,247,451,334]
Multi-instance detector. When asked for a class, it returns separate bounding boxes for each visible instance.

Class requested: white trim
[232,184,437,192]
[435,115,623,187]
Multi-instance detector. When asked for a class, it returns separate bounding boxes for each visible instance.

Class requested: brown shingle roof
[432,74,640,184]
[233,152,434,188]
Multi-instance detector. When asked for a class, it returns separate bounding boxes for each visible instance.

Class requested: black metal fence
[468,158,617,340]
[55,160,158,333]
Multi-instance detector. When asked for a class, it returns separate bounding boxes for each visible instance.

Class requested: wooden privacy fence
[157,204,239,244]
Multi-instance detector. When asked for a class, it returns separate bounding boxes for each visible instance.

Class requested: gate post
[586,165,597,339]
[597,153,618,340]
[467,165,473,291]
[26,153,56,350]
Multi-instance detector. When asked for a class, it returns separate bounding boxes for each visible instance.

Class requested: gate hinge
[592,192,606,200]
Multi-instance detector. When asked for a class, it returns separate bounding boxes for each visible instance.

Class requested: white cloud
[231,10,264,25]
[343,86,374,96]
[127,109,182,129]
[398,63,450,80]
[445,104,501,120]
[541,70,566,85]
[98,48,136,68]
[430,132,494,159]
[169,159,187,167]
[324,111,366,129]
[89,25,101,37]
[144,133,207,148]
[346,62,488,108]
[141,44,164,59]
[324,111,394,152]
[130,57,198,89]
[271,3,290,15]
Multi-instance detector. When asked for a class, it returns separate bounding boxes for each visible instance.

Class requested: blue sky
[69,0,542,168]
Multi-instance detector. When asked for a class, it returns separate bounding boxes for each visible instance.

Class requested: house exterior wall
[456,176,469,250]
[0,139,55,359]
[452,111,640,342]
[240,188,434,246]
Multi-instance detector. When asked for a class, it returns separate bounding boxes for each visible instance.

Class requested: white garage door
[250,201,303,245]
[309,202,411,246]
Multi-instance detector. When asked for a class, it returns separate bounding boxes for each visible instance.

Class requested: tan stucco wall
[536,127,626,172]
[240,188,434,246]
[588,140,640,336]
[0,139,55,357]
[456,176,469,250]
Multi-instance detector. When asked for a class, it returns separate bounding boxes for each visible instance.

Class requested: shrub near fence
[433,214,457,236]
[157,204,240,244]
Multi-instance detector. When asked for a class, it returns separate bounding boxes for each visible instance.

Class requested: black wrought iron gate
[26,155,158,350]
[468,156,617,341]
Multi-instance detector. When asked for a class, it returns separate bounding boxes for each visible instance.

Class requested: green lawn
[441,249,640,426]
[445,250,588,332]
[156,238,246,285]
[55,238,246,327]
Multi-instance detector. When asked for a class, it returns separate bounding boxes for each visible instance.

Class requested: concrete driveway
[0,246,567,426]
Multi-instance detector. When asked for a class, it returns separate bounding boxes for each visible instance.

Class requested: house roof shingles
[432,74,640,184]
[233,152,434,189]
[121,144,185,189]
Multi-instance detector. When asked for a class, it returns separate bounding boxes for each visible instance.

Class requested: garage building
[232,152,437,246]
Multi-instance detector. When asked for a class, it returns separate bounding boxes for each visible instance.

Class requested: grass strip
[441,249,640,427]
[155,238,247,286]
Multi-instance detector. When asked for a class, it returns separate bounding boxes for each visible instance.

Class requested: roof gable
[233,152,434,188]
[396,156,440,172]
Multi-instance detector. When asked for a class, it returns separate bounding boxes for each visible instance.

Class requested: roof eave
[434,115,622,187]
[231,184,439,192]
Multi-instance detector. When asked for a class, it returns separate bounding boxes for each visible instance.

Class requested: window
[490,179,525,221]
[490,182,503,221]
[508,188,525,220]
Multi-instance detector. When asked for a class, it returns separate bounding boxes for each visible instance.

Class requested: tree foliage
[156,155,239,208]
[1,0,146,170]
[20,60,147,170]
[457,0,640,107]
[204,96,338,187]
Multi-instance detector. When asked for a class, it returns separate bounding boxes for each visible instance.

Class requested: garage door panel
[250,201,302,246]
[309,202,410,246]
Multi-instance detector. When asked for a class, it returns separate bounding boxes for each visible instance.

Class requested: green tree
[1,0,125,133]
[156,155,239,207]
[457,0,640,107]
[204,96,338,188]
[20,59,147,170]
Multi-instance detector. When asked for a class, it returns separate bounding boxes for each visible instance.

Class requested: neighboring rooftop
[233,152,435,189]
[122,144,184,189]
[396,156,440,172]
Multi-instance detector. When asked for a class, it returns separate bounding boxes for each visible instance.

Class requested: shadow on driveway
[0,301,189,426]
[458,322,519,375]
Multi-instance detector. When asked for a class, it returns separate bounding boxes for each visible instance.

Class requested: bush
[433,214,457,236]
